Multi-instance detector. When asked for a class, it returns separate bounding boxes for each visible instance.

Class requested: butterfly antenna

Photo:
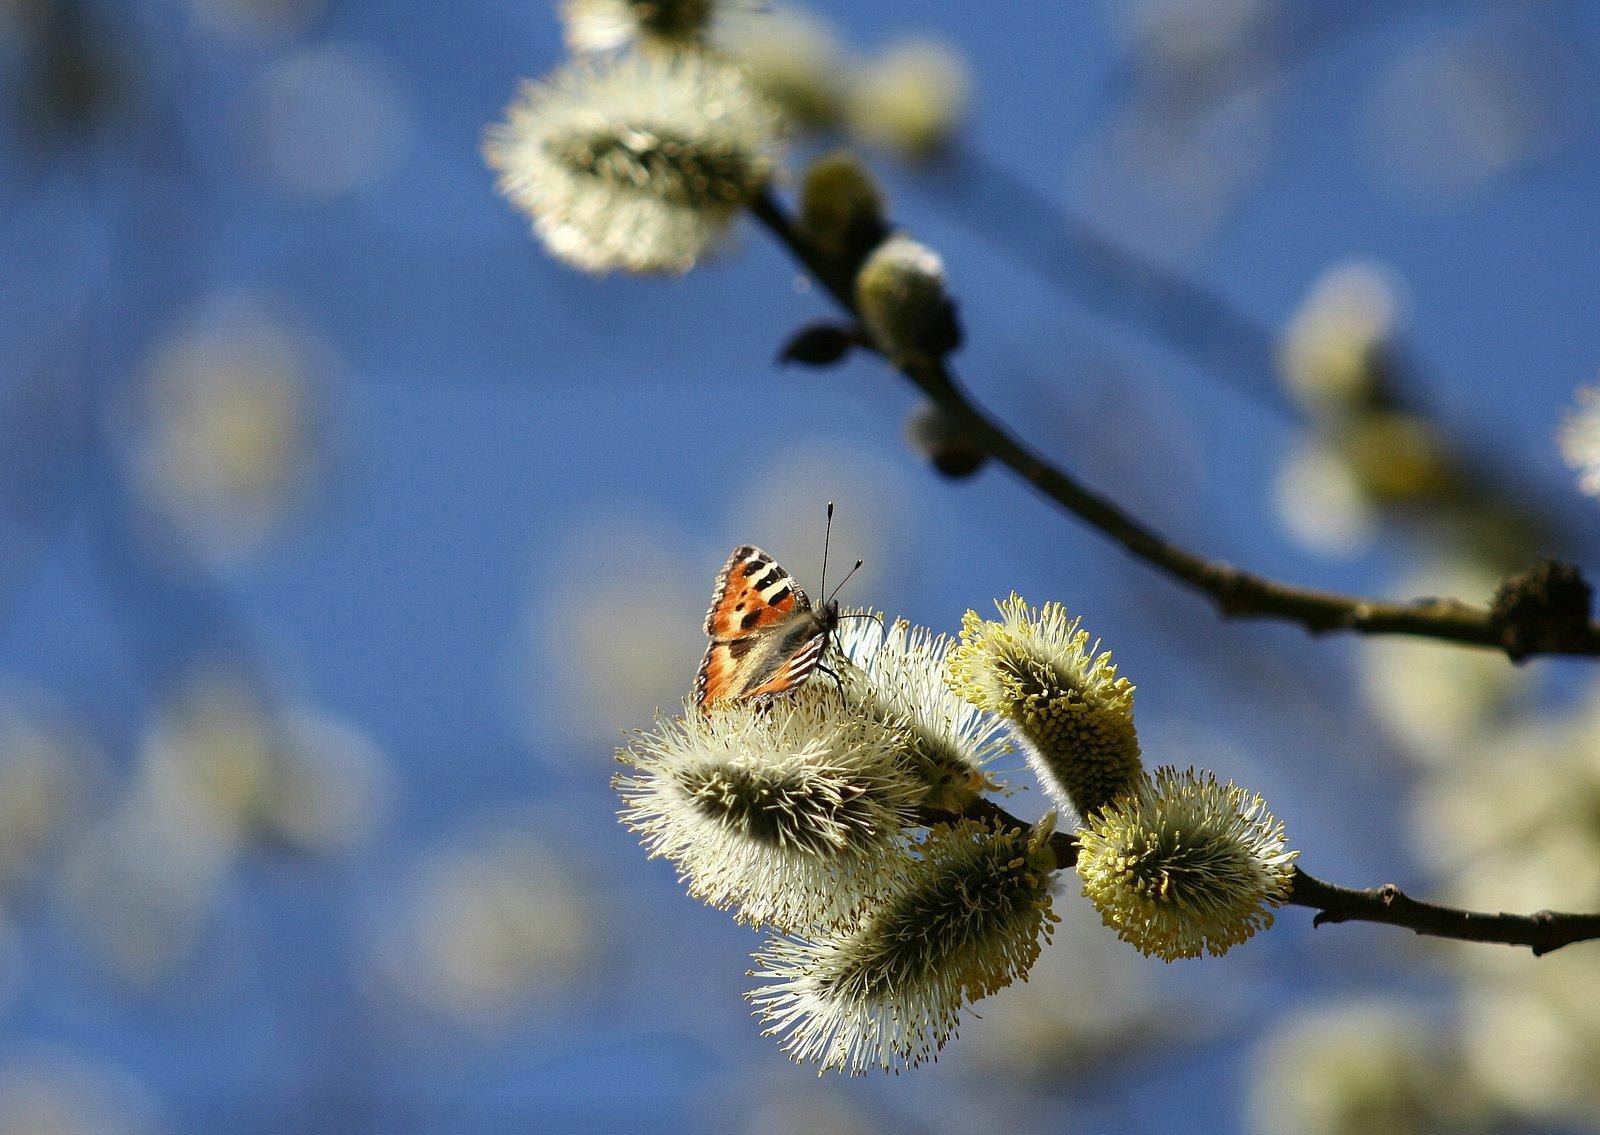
[819,501,835,600]
[828,558,864,605]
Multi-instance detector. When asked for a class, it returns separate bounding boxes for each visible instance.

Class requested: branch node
[1529,909,1560,955]
[1490,559,1594,661]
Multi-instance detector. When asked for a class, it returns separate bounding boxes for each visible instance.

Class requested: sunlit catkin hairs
[614,691,920,932]
[1075,767,1297,961]
[484,51,779,275]
[560,0,720,53]
[846,37,972,163]
[1278,260,1400,422]
[748,817,1059,1074]
[946,594,1142,819]
[714,3,848,131]
[1560,385,1600,499]
[833,611,1004,814]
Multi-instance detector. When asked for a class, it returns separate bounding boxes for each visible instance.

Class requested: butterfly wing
[703,546,809,640]
[695,638,743,710]
[696,546,821,711]
[696,615,833,710]
[738,627,830,702]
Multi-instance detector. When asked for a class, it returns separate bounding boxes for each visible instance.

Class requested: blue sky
[3,1,1600,1131]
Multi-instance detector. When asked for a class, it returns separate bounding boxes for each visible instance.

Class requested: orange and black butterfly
[694,508,863,711]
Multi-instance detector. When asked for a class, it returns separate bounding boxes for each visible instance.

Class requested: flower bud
[854,235,960,366]
[1278,261,1402,421]
[749,818,1058,1073]
[799,150,888,265]
[905,400,986,479]
[615,692,920,932]
[1075,767,1297,960]
[947,594,1141,819]
[560,0,718,53]
[834,611,1004,814]
[1248,1002,1492,1135]
[1560,384,1600,498]
[1336,411,1453,504]
[847,38,970,163]
[717,4,848,131]
[484,52,778,275]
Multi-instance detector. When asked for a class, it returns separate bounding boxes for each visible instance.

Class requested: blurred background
[3,0,1600,1131]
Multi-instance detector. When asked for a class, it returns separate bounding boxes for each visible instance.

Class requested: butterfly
[694,508,864,711]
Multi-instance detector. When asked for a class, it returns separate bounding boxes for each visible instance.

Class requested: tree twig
[1283,870,1600,956]
[749,190,1600,660]
[949,797,1600,955]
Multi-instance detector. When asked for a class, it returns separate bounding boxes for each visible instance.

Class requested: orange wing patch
[694,640,740,710]
[703,545,806,640]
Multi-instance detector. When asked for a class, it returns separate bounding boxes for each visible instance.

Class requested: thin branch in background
[1082,0,1420,136]
[913,4,1599,561]
[750,189,1600,659]
[927,145,1292,418]
[925,147,1600,561]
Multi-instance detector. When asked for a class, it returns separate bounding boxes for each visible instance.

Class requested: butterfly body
[695,545,840,710]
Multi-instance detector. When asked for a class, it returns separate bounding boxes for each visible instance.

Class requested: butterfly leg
[816,662,849,706]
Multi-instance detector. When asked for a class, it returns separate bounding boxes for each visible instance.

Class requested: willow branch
[749,190,1600,660]
[948,798,1600,955]
[1282,870,1600,956]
